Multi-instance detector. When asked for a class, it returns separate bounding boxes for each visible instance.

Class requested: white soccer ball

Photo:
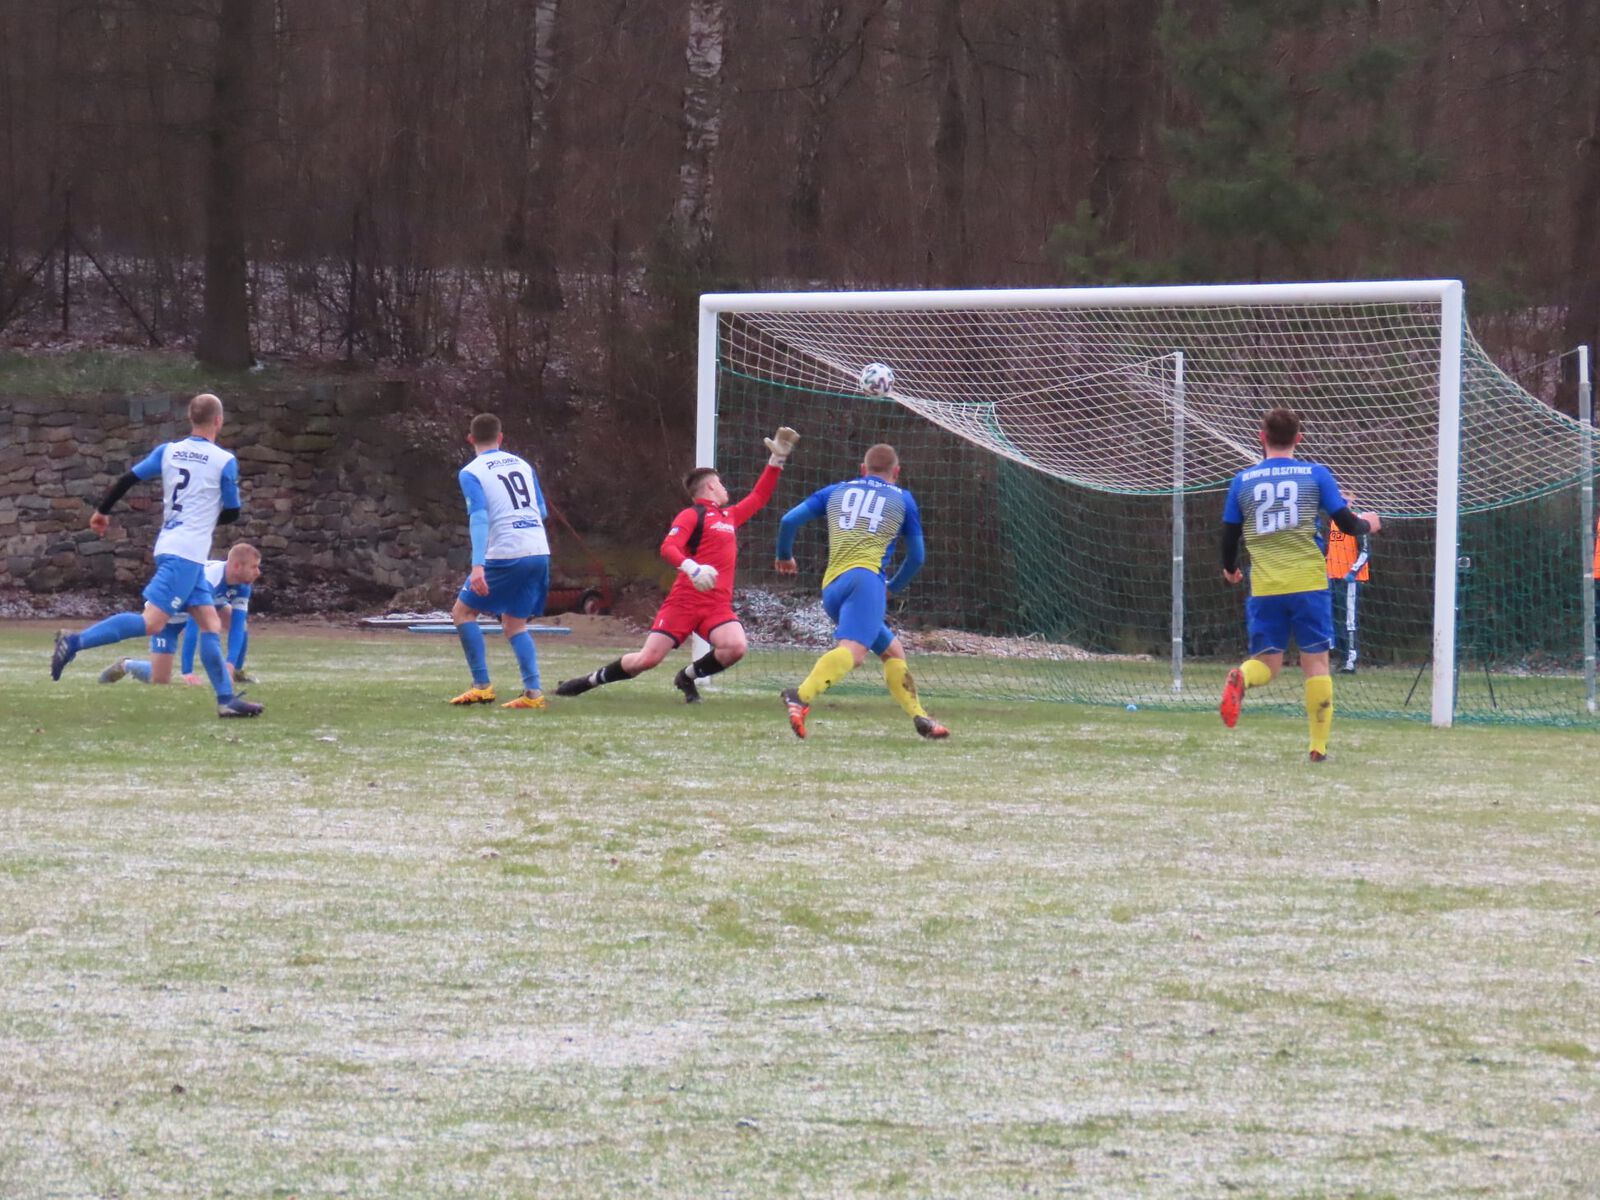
[858,362,896,396]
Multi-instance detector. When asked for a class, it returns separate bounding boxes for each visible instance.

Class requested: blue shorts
[822,567,895,655]
[1247,590,1334,656]
[459,555,549,619]
[142,555,215,616]
[150,619,189,655]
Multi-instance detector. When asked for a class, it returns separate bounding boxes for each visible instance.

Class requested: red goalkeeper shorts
[650,593,739,646]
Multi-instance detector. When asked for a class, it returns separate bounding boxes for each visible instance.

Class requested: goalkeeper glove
[680,558,719,592]
[764,426,801,466]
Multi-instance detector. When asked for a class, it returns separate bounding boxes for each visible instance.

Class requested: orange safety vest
[1326,525,1369,582]
[1593,516,1599,580]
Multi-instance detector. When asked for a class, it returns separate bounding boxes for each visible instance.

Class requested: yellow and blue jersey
[777,476,925,591]
[1223,456,1347,597]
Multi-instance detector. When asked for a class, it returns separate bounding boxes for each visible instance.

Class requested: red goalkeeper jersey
[659,464,781,602]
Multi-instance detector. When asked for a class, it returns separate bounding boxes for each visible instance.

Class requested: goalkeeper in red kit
[556,426,800,703]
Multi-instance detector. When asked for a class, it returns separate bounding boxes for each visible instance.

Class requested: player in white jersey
[447,412,553,710]
[184,549,259,682]
[99,543,262,687]
[51,393,264,718]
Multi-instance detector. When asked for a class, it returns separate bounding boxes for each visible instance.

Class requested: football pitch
[2,625,1597,1198]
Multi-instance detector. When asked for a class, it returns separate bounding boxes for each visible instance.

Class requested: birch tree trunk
[672,0,725,270]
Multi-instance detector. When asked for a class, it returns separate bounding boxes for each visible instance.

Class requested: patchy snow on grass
[1,628,1597,1198]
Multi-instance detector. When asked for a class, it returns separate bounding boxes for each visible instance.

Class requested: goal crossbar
[700,280,1462,314]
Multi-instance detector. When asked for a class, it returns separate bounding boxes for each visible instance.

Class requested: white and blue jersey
[130,437,240,564]
[459,450,550,562]
[457,448,551,618]
[203,559,252,611]
[169,560,252,668]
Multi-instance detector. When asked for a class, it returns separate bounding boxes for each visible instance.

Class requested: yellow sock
[798,646,857,704]
[1241,658,1272,689]
[883,658,927,718]
[1306,675,1333,755]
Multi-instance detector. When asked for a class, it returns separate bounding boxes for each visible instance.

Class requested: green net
[708,295,1598,727]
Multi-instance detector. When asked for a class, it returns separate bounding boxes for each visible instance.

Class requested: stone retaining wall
[0,381,465,604]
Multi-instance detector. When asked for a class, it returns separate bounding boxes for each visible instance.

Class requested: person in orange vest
[1592,515,1599,643]
[1326,494,1371,674]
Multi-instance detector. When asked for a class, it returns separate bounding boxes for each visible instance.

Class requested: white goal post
[700,280,1484,727]
[1582,345,1596,715]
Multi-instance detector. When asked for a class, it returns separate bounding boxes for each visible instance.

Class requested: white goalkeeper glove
[680,558,719,592]
[764,426,801,466]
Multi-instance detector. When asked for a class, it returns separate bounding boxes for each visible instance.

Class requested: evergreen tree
[1160,0,1437,281]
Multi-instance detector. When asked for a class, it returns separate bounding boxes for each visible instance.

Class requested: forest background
[2,0,1597,537]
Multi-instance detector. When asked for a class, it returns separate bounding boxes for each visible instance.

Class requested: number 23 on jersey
[1253,480,1301,534]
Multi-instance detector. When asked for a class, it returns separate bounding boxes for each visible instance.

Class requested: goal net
[698,283,1598,728]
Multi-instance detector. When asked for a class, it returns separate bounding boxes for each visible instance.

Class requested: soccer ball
[858,362,896,396]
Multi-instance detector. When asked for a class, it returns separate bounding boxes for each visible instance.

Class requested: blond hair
[189,393,224,428]
[863,443,899,475]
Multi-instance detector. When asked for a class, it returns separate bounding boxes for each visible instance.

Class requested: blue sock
[508,630,540,692]
[457,621,490,687]
[126,659,153,684]
[76,611,148,651]
[199,631,232,702]
[180,620,198,674]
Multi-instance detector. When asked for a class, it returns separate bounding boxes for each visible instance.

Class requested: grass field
[0,349,322,398]
[735,645,1600,729]
[3,624,1597,1198]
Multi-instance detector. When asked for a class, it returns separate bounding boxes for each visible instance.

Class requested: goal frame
[698,280,1467,727]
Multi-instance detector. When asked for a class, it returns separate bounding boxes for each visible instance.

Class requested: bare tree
[786,3,866,277]
[1561,0,1600,395]
[1071,0,1161,249]
[197,0,258,369]
[672,0,726,268]
[928,0,968,283]
[484,0,568,385]
[512,0,566,312]
[1,0,1597,388]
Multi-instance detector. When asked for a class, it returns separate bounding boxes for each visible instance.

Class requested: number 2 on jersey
[838,486,887,532]
[1252,480,1301,534]
[170,467,192,514]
